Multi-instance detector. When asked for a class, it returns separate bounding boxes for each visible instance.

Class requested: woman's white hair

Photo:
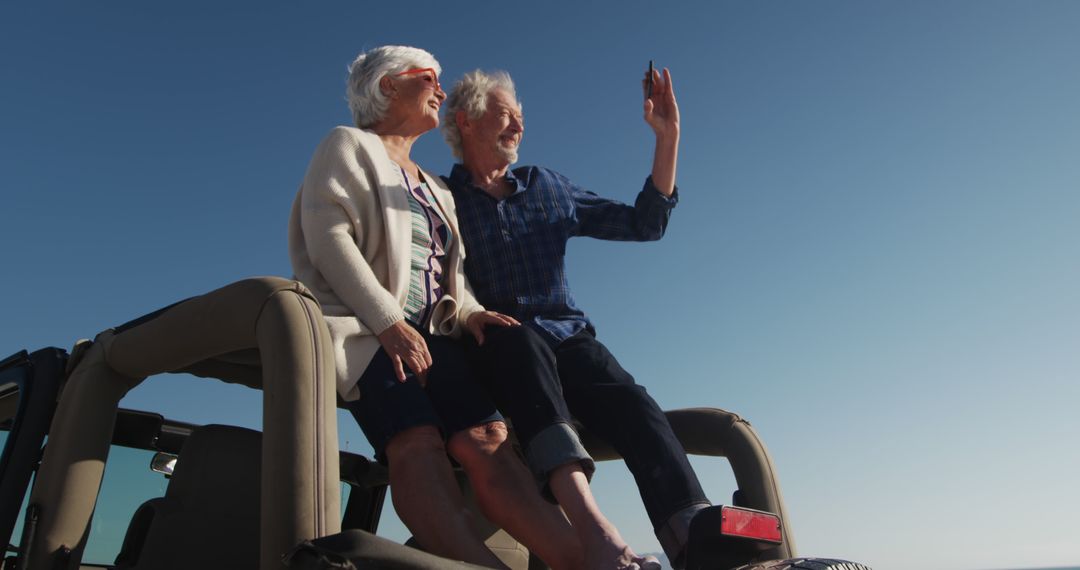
[346,46,441,129]
[441,70,520,160]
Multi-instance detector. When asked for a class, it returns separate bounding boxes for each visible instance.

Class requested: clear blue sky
[2,2,1079,569]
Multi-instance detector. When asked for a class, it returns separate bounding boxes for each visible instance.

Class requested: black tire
[731,558,872,570]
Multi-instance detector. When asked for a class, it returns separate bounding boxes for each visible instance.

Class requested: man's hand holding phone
[643,61,678,139]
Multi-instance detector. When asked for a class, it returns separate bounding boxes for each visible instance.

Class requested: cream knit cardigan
[288,126,484,401]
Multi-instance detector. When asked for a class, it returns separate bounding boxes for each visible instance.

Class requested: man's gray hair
[441,69,520,160]
[346,46,441,129]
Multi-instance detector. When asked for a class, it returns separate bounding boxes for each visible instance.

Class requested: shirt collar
[450,163,526,198]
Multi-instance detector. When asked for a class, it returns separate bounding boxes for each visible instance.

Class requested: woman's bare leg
[385,425,507,569]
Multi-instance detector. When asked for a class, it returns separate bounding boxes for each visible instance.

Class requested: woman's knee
[385,425,446,463]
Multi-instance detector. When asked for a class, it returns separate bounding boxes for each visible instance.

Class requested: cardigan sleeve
[299,128,404,335]
[456,274,485,327]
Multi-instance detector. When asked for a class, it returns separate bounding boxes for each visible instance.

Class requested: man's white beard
[497,142,518,165]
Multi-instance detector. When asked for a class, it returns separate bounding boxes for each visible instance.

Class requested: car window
[84,451,366,565]
[81,446,170,564]
[1,379,32,556]
[2,435,364,566]
[0,429,32,555]
[0,434,168,566]
[1,373,166,565]
[341,481,352,513]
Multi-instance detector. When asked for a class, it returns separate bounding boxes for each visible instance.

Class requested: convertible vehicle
[1,277,870,570]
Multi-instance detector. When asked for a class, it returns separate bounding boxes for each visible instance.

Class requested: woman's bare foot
[581,530,645,570]
[586,542,634,570]
[633,554,662,570]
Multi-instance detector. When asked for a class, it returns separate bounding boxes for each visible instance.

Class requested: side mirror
[150,452,177,478]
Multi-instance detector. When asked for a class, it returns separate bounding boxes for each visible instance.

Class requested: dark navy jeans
[465,324,709,533]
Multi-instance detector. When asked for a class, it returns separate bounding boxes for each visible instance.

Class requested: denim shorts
[343,330,503,463]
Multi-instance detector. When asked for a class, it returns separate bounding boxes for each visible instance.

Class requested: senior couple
[289,45,708,570]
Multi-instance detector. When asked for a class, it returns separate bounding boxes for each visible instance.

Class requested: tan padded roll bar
[578,407,797,561]
[24,277,341,570]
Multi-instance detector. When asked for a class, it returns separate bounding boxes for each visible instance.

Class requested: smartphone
[647,60,654,97]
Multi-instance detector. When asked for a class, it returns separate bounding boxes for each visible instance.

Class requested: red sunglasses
[394,67,442,92]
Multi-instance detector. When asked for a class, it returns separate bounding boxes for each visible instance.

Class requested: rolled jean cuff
[525,422,595,502]
[657,501,711,568]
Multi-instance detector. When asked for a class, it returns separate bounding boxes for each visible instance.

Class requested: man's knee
[567,379,663,428]
[446,421,510,463]
[385,425,446,463]
[613,381,654,404]
[485,325,549,356]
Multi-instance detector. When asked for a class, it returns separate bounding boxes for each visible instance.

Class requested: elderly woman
[288,46,582,569]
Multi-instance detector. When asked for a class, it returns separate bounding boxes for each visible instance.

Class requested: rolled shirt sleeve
[572,175,678,241]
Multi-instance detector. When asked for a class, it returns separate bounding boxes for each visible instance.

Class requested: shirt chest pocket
[517,198,573,235]
[492,202,564,260]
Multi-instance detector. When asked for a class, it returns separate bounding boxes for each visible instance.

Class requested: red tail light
[720,506,782,543]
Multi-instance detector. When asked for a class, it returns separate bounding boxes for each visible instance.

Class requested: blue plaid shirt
[445,164,678,347]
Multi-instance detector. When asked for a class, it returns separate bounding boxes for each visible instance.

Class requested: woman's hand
[643,68,680,139]
[465,311,520,345]
[376,320,433,385]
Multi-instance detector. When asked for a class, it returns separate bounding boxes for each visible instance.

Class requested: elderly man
[441,69,710,569]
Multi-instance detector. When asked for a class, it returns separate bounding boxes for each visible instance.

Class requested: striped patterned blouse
[400,168,452,328]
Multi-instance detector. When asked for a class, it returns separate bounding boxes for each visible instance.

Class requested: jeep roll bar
[580,408,797,562]
[21,277,341,570]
